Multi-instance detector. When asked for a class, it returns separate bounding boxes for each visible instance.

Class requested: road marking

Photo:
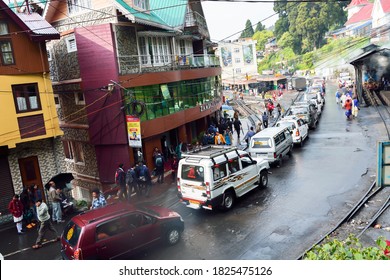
[3,238,58,258]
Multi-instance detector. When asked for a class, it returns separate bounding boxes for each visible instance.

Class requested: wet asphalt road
[1,81,383,260]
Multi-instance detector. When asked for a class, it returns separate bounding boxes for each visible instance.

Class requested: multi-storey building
[216,38,258,92]
[0,1,62,223]
[44,0,222,198]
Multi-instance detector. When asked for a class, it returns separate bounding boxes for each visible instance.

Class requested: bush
[303,234,390,260]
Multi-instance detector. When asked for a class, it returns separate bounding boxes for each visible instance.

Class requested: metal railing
[118,54,220,75]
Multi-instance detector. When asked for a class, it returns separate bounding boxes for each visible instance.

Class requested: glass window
[213,163,227,181]
[228,158,240,174]
[75,91,85,105]
[96,218,125,241]
[63,222,81,246]
[63,141,74,160]
[0,40,15,65]
[67,0,91,14]
[73,142,84,163]
[240,155,253,169]
[181,165,204,182]
[134,0,149,10]
[0,22,9,35]
[12,83,41,113]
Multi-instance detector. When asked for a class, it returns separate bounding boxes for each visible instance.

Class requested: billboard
[242,45,253,65]
[221,46,232,67]
[126,115,142,148]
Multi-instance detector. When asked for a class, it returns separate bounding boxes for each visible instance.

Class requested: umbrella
[45,173,74,190]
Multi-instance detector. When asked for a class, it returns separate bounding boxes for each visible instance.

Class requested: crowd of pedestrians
[335,86,359,120]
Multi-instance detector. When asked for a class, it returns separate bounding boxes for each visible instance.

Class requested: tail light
[206,182,211,199]
[295,130,300,137]
[74,248,82,260]
[177,178,181,192]
[273,152,277,159]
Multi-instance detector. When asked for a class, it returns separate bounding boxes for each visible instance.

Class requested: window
[12,83,41,113]
[54,94,61,108]
[234,48,240,53]
[75,91,85,105]
[96,218,125,241]
[63,141,74,160]
[138,36,171,66]
[181,165,204,182]
[67,0,91,14]
[235,68,241,74]
[213,163,227,181]
[0,22,8,35]
[0,40,15,65]
[65,35,77,53]
[235,58,241,63]
[228,158,240,174]
[134,0,149,10]
[47,48,52,61]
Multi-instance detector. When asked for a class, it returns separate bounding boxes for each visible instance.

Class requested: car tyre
[259,170,268,188]
[222,190,235,211]
[166,227,181,246]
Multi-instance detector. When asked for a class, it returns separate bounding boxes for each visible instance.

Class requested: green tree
[255,22,265,33]
[252,30,274,51]
[277,32,294,50]
[240,19,255,38]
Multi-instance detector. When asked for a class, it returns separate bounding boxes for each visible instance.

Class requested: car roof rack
[181,145,240,160]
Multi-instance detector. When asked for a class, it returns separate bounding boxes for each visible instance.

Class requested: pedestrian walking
[48,181,64,223]
[335,89,341,104]
[90,188,107,210]
[344,97,353,120]
[32,199,60,249]
[115,163,127,200]
[262,112,269,128]
[171,155,179,184]
[8,194,24,235]
[243,126,255,147]
[352,96,360,118]
[135,161,152,197]
[256,121,262,133]
[224,128,233,145]
[233,118,242,139]
[126,166,137,200]
[155,152,165,184]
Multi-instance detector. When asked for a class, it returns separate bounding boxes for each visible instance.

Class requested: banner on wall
[242,45,253,65]
[126,115,142,148]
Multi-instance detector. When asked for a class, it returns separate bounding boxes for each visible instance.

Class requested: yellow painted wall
[0,73,63,148]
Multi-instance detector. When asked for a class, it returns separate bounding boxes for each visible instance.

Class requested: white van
[247,126,293,166]
[177,146,269,211]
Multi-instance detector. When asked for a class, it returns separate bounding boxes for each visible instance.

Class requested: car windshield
[277,121,295,129]
[251,137,272,148]
[63,221,81,247]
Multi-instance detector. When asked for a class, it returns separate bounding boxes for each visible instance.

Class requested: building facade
[44,0,222,199]
[0,1,63,223]
[216,38,258,92]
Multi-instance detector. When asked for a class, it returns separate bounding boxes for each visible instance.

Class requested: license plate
[189,200,200,205]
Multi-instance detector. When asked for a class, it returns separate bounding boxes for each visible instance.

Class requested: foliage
[253,29,274,51]
[240,19,255,38]
[303,234,390,260]
[255,22,265,33]
[277,32,294,50]
[273,1,347,54]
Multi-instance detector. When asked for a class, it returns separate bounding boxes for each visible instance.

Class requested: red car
[60,202,184,260]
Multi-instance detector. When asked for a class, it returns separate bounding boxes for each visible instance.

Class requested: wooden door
[18,156,45,201]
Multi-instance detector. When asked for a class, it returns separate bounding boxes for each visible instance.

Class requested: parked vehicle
[60,202,184,260]
[248,126,294,166]
[177,146,269,211]
[291,77,307,91]
[276,116,309,147]
[288,103,319,130]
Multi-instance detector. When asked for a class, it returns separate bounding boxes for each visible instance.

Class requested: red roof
[345,3,373,26]
[347,0,370,9]
[380,0,390,13]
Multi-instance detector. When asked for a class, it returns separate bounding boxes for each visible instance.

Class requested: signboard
[242,45,253,65]
[160,84,171,100]
[377,141,390,187]
[126,116,142,148]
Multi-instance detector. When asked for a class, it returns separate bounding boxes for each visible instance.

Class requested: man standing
[32,199,60,249]
[243,126,255,148]
[48,181,63,223]
[115,163,127,200]
[155,152,165,184]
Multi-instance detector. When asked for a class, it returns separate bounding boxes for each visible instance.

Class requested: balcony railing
[118,54,220,75]
[184,11,210,38]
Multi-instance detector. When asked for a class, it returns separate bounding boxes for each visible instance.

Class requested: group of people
[8,186,61,250]
[335,86,359,120]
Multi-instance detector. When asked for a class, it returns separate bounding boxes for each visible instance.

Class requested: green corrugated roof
[116,0,187,30]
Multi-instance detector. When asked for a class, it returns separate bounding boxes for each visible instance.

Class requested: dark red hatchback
[60,202,184,260]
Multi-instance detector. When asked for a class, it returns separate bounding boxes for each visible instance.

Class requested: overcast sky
[202,1,278,42]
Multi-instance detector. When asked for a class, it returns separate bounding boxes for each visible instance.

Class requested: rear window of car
[63,221,82,247]
[181,164,204,182]
[251,137,272,148]
[290,107,308,115]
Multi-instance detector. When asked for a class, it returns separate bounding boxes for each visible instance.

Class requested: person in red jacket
[8,194,24,235]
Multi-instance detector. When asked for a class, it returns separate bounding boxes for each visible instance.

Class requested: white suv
[177,146,269,211]
[276,116,309,147]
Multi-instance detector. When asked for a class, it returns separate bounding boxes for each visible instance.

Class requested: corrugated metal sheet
[16,13,59,36]
[115,0,187,30]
